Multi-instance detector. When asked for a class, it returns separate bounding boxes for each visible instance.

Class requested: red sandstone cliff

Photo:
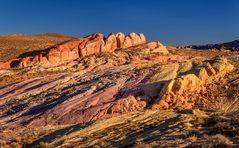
[0,32,148,68]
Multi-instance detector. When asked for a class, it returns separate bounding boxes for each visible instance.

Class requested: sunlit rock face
[0,32,151,68]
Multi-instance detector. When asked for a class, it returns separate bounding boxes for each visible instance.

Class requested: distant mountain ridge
[185,39,239,51]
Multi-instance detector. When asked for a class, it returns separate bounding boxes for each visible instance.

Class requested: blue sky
[0,0,238,46]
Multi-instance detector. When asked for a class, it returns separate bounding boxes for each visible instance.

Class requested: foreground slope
[21,109,239,147]
[0,32,239,147]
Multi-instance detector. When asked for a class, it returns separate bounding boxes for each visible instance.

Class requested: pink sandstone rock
[0,32,150,68]
[116,32,125,48]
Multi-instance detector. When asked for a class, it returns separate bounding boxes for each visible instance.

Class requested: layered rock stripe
[0,57,234,128]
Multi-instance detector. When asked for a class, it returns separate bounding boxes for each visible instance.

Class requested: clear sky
[0,0,239,46]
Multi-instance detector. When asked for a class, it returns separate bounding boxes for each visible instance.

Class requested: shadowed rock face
[0,32,148,68]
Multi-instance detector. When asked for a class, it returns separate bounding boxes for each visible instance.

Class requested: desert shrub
[203,113,224,125]
[37,142,50,148]
[187,134,233,148]
[204,134,233,147]
[189,109,210,125]
[187,134,197,142]
[230,117,239,125]
[9,142,19,148]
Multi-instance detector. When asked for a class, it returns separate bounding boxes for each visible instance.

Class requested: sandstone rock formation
[1,29,239,147]
[0,32,150,69]
[0,46,236,132]
[145,41,169,54]
[0,59,16,69]
[116,32,125,48]
[152,57,234,109]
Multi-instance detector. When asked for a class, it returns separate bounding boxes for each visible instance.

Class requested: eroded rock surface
[0,55,235,130]
[151,58,234,109]
[0,65,148,128]
[0,32,238,148]
[0,31,239,147]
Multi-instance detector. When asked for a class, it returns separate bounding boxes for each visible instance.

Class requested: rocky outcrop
[0,59,15,69]
[0,55,235,130]
[116,32,125,48]
[0,32,149,69]
[146,41,169,54]
[0,65,148,127]
[19,33,106,67]
[101,33,117,52]
[151,57,234,109]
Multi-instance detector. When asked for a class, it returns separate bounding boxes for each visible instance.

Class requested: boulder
[122,32,147,48]
[79,33,105,56]
[197,67,209,81]
[128,33,142,45]
[177,61,193,74]
[146,41,169,54]
[169,74,202,94]
[211,58,234,75]
[101,33,117,52]
[143,63,179,98]
[151,63,179,82]
[154,57,235,109]
[122,35,133,48]
[139,33,146,43]
[107,95,146,114]
[142,82,167,98]
[116,32,125,48]
[205,63,216,76]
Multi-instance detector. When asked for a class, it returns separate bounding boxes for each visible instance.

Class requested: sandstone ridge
[0,32,149,68]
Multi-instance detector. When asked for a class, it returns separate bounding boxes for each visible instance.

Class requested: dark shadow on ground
[108,115,181,147]
[26,122,93,148]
